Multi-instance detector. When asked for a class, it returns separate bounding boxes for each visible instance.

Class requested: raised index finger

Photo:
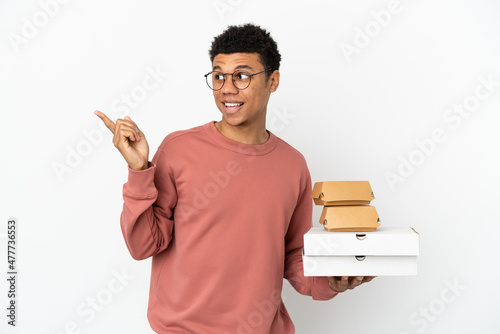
[94,110,116,133]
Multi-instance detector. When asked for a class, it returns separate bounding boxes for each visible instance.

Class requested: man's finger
[349,276,364,289]
[94,110,116,133]
[337,276,349,290]
[124,116,142,138]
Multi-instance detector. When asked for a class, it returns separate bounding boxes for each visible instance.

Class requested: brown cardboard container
[320,205,381,232]
[311,181,375,206]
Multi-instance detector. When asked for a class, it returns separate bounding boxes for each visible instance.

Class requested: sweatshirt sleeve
[283,169,340,301]
[120,144,176,260]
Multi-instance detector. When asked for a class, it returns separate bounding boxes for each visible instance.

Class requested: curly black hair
[209,23,281,76]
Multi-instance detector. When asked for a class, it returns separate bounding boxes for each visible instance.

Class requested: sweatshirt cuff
[124,161,157,198]
[312,277,340,300]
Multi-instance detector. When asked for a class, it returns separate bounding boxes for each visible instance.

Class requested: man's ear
[269,70,280,93]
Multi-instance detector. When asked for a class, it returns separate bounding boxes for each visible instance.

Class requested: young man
[95,24,373,334]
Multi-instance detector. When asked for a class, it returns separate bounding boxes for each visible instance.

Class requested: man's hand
[94,110,149,171]
[328,276,375,293]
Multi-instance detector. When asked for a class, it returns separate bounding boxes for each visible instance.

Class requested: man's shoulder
[159,122,209,148]
[271,134,310,174]
[274,135,306,160]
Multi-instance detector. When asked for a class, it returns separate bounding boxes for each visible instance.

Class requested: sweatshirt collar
[204,121,279,156]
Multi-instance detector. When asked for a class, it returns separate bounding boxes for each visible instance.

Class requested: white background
[1,0,499,333]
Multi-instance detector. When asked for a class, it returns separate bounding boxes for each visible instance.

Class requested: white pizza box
[302,226,419,276]
[304,226,419,256]
[302,254,417,276]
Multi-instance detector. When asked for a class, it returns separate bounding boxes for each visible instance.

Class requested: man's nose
[221,75,239,94]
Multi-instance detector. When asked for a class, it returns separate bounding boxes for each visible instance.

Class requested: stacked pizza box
[311,181,380,232]
[303,181,419,276]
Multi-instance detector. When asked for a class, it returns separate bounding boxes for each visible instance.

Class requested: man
[95,23,373,334]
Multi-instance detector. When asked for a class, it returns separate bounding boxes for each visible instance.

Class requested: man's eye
[214,74,225,81]
[235,72,250,80]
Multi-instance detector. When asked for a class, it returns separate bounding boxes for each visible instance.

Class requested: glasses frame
[204,68,273,91]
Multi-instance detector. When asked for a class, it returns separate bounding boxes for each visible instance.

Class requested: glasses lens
[208,72,224,90]
[232,71,251,90]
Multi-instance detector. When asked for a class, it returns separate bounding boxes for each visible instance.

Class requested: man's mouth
[223,102,244,114]
[224,102,244,107]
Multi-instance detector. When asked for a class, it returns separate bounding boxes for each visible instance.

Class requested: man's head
[209,23,281,78]
[207,24,281,137]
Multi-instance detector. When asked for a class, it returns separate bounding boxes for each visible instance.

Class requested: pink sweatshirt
[121,121,338,333]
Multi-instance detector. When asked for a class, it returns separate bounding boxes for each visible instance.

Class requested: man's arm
[120,153,176,260]
[283,169,374,299]
[283,170,339,300]
[95,111,175,260]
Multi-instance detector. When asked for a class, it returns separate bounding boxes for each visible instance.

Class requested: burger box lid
[303,226,419,256]
[320,205,381,232]
[311,181,375,206]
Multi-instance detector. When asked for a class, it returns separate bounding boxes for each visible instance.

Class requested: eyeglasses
[204,68,272,91]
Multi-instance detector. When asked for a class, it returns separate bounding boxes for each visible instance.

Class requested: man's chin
[222,115,247,127]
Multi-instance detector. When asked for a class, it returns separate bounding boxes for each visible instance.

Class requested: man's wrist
[129,161,150,171]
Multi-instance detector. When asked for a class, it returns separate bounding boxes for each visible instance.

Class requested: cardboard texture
[302,226,419,276]
[311,181,375,206]
[320,205,381,232]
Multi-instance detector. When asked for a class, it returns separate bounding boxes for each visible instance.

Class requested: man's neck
[215,120,269,145]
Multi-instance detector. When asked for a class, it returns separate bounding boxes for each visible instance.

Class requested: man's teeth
[225,103,243,107]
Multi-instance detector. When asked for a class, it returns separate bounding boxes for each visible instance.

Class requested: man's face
[211,52,279,128]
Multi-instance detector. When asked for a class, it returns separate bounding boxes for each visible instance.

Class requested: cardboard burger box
[311,181,375,206]
[302,226,419,276]
[320,205,381,232]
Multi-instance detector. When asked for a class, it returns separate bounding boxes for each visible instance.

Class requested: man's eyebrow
[235,65,253,71]
[212,64,254,72]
